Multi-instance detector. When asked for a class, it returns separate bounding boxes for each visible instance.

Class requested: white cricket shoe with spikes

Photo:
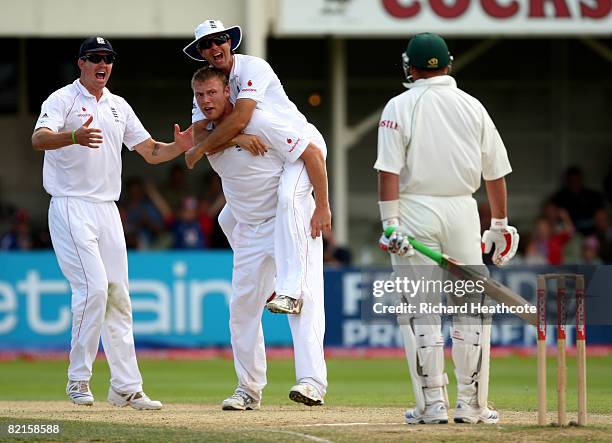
[404,402,449,424]
[107,387,162,410]
[453,401,499,424]
[66,380,94,406]
[222,390,260,410]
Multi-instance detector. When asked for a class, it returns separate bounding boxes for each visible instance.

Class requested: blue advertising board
[0,252,610,350]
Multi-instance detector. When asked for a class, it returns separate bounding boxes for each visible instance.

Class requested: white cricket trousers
[48,197,143,393]
[218,124,327,300]
[228,210,327,401]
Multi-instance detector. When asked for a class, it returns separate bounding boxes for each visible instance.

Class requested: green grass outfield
[1,355,611,442]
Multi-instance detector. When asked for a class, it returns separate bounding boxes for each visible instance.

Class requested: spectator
[532,208,574,265]
[593,208,612,263]
[160,164,189,214]
[581,236,602,265]
[0,209,33,250]
[551,166,604,235]
[145,181,205,249]
[323,230,352,266]
[122,177,164,249]
[171,197,206,249]
[515,232,547,265]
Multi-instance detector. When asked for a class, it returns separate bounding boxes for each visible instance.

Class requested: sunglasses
[197,34,230,50]
[81,53,116,64]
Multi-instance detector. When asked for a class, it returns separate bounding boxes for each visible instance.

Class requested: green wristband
[71,130,77,144]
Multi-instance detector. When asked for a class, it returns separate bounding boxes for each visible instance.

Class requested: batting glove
[482,218,519,267]
[379,226,415,257]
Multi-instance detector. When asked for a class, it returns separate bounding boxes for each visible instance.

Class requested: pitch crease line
[267,429,333,442]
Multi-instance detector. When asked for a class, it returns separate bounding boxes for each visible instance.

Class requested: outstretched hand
[174,123,193,152]
[75,116,103,148]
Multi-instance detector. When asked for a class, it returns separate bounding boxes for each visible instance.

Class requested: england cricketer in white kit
[375,33,519,424]
[31,37,193,409]
[191,67,328,410]
[183,20,330,315]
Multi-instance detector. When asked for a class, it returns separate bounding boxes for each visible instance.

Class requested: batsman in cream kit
[375,33,520,425]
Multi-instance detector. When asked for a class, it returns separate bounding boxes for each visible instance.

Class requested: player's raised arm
[32,115,103,150]
[134,124,193,164]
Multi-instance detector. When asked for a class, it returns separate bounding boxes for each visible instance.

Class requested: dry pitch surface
[2,401,612,442]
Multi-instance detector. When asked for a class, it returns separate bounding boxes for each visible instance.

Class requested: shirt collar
[74,79,110,102]
[410,75,456,89]
[229,54,239,81]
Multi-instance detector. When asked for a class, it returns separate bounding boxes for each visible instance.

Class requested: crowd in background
[3,164,612,267]
[0,164,352,266]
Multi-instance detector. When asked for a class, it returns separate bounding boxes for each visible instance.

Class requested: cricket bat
[384,227,538,326]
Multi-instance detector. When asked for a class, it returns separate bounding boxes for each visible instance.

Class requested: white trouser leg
[286,193,327,395]
[218,204,237,249]
[438,195,492,408]
[98,202,143,393]
[393,197,452,411]
[49,197,108,383]
[274,126,327,299]
[274,160,312,298]
[230,220,276,401]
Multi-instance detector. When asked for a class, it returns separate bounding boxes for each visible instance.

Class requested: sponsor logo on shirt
[379,120,399,130]
[287,137,301,153]
[110,107,120,122]
[41,113,49,118]
[247,80,253,86]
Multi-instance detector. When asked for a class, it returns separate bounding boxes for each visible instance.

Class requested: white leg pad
[399,317,449,412]
[451,315,491,407]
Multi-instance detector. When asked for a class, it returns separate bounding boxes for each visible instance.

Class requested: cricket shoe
[453,401,499,424]
[404,402,449,424]
[289,383,324,406]
[266,295,304,314]
[66,380,94,406]
[108,387,162,410]
[222,390,261,410]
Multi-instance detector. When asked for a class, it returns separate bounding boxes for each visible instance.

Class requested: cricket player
[31,36,193,409]
[183,19,330,315]
[191,67,327,409]
[375,33,519,424]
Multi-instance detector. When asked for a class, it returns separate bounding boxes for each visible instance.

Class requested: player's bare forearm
[194,99,255,154]
[301,144,329,209]
[301,144,331,237]
[485,177,507,219]
[32,128,73,150]
[136,125,193,164]
[378,171,400,201]
[193,120,210,146]
[32,117,102,150]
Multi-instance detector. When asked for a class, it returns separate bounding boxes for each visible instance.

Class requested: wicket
[536,273,587,426]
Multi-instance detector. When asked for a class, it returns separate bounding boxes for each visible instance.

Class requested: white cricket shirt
[207,109,309,224]
[192,54,308,132]
[35,79,150,202]
[374,75,512,196]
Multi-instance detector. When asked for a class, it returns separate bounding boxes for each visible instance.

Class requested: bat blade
[407,236,537,326]
[443,258,538,326]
